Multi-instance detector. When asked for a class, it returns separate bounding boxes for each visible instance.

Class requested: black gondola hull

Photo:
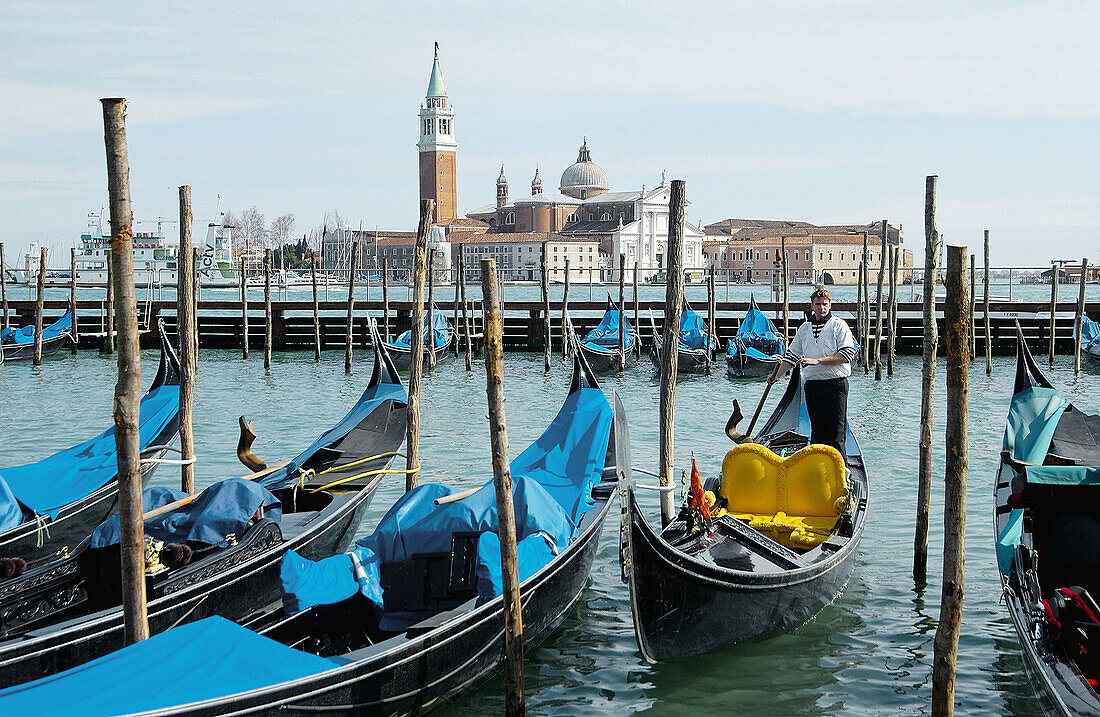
[0,481,378,689]
[725,352,779,378]
[649,336,714,374]
[578,344,637,372]
[386,337,455,370]
[0,334,70,362]
[624,491,857,660]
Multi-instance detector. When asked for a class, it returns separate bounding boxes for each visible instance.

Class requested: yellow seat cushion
[714,443,849,551]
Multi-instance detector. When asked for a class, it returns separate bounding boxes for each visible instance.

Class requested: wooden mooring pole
[1076,257,1089,376]
[619,253,626,372]
[562,258,571,358]
[344,241,358,375]
[888,246,897,377]
[856,260,865,367]
[311,252,321,360]
[178,186,196,494]
[968,254,976,361]
[102,97,149,644]
[706,265,715,375]
[70,247,79,353]
[933,244,969,716]
[427,248,437,372]
[874,221,886,380]
[990,232,998,376]
[104,252,114,354]
[542,244,551,373]
[781,236,789,344]
[479,256,525,717]
[382,257,390,342]
[240,256,249,359]
[633,261,641,358]
[861,233,870,373]
[451,264,460,358]
[1049,263,1059,366]
[659,179,686,528]
[264,249,273,371]
[459,253,472,371]
[914,175,940,583]
[406,199,433,492]
[32,247,46,365]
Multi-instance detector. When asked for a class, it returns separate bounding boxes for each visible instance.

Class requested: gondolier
[768,286,855,454]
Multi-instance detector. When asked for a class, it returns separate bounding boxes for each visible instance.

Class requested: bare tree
[237,206,268,253]
[270,213,296,250]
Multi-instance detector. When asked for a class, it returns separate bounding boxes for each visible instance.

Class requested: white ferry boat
[72,209,240,288]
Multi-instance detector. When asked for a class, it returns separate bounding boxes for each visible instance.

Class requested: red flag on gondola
[688,456,711,523]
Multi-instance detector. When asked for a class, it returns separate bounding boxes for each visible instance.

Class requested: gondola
[726,295,784,378]
[0,319,408,689]
[0,320,181,569]
[620,364,868,661]
[577,294,639,371]
[0,306,74,361]
[649,301,718,374]
[383,304,455,369]
[0,348,627,716]
[1081,316,1100,361]
[995,327,1100,716]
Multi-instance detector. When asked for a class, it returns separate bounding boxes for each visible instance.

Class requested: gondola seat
[714,443,848,550]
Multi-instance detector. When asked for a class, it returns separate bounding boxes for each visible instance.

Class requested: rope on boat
[140,457,196,466]
[34,514,50,548]
[298,451,421,493]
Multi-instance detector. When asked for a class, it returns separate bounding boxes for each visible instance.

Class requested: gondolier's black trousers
[804,376,848,456]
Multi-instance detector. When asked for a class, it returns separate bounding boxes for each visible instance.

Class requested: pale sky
[3,1,1098,267]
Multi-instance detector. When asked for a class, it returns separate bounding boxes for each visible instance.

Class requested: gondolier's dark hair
[810,286,831,301]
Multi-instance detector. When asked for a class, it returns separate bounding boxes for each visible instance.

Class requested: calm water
[2,346,1099,715]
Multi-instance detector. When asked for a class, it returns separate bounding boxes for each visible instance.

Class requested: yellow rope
[308,464,421,493]
[316,451,402,476]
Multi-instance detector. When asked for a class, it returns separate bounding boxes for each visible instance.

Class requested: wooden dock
[6,299,1097,356]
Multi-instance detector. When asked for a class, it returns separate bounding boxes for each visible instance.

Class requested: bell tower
[417,43,457,223]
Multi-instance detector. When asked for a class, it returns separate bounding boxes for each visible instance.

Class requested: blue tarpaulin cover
[728,304,784,358]
[281,386,613,629]
[0,383,180,533]
[0,311,71,346]
[0,615,339,716]
[280,550,359,614]
[581,309,635,353]
[388,309,453,350]
[256,379,408,490]
[1081,317,1100,347]
[1003,386,1069,465]
[677,308,713,351]
[1024,465,1100,486]
[997,508,1025,574]
[90,479,281,548]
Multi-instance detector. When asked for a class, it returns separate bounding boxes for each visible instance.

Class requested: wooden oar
[141,460,291,523]
[434,486,479,505]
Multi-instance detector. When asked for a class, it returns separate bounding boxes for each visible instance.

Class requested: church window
[588,213,594,220]
[440,170,443,176]
[602,213,611,221]
[829,252,833,261]
[580,190,588,199]
[505,212,515,225]
[764,251,769,260]
[568,213,577,223]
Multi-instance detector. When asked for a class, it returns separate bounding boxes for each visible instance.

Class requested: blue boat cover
[581,309,636,352]
[1002,386,1069,465]
[0,615,339,716]
[1080,316,1100,348]
[1024,465,1100,486]
[677,308,713,351]
[256,379,408,490]
[0,311,71,346]
[0,383,180,533]
[997,508,1024,574]
[90,479,281,548]
[280,550,360,614]
[388,309,453,350]
[281,386,613,629]
[729,304,784,358]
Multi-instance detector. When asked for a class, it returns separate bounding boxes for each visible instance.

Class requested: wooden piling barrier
[856,260,865,367]
[659,179,686,528]
[888,246,897,377]
[309,252,321,360]
[459,253,472,371]
[706,265,715,375]
[914,175,940,583]
[427,248,437,371]
[619,253,627,372]
[1076,257,1089,376]
[542,244,551,373]
[781,236,789,344]
[969,254,976,361]
[344,242,358,375]
[191,249,200,356]
[0,242,8,330]
[240,256,249,359]
[562,258,571,358]
[263,250,273,370]
[479,256,525,717]
[451,264,460,358]
[382,257,390,341]
[103,253,115,354]
[874,221,886,380]
[861,233,870,373]
[178,186,196,494]
[1049,262,1059,366]
[633,260,641,358]
[406,199,433,492]
[933,244,969,716]
[101,97,149,644]
[70,247,79,353]
[32,247,47,365]
[990,232,998,376]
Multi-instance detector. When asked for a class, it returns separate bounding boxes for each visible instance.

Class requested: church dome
[559,138,609,198]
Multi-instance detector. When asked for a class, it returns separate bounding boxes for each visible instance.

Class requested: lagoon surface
[2,344,1099,715]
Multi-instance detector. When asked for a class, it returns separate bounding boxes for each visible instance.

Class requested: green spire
[426,42,447,98]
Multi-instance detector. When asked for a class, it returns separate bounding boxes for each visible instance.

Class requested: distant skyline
[3,1,1097,267]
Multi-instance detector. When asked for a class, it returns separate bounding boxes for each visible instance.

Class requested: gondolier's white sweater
[781,314,856,381]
